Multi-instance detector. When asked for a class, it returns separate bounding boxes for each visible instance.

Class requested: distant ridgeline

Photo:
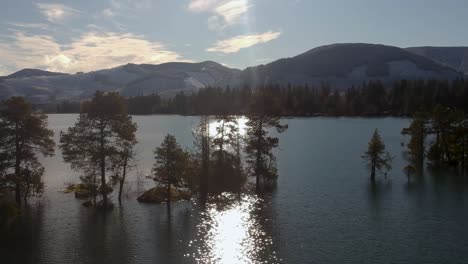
[52,79,468,117]
[1,43,467,107]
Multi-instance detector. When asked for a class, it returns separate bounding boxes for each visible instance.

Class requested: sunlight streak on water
[209,116,249,137]
[188,193,279,264]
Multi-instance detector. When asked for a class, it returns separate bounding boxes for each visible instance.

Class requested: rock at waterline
[61,183,91,199]
[137,186,191,203]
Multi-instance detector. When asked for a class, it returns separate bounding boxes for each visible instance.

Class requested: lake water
[2,115,468,264]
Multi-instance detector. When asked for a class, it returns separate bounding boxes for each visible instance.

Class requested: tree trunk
[167,182,171,212]
[15,183,21,205]
[462,136,466,174]
[436,131,441,167]
[100,127,107,208]
[118,157,127,204]
[418,124,425,169]
[255,118,263,194]
[14,121,21,205]
[200,117,209,197]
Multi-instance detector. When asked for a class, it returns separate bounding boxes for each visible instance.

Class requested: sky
[0,0,467,75]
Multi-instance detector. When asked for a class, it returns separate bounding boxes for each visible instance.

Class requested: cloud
[215,0,250,24]
[102,0,152,18]
[188,0,251,30]
[0,31,188,74]
[36,3,79,23]
[8,22,49,30]
[102,8,115,17]
[188,0,220,11]
[207,31,281,53]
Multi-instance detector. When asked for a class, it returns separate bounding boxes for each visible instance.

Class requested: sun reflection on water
[188,193,279,264]
[209,116,249,137]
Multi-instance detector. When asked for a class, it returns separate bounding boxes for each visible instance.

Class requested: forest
[55,79,468,116]
[1,91,287,217]
[2,80,468,220]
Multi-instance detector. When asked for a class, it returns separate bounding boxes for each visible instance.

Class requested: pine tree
[211,114,241,192]
[110,120,138,204]
[0,97,55,205]
[245,92,287,193]
[153,134,186,211]
[60,91,136,209]
[401,111,429,169]
[193,116,211,197]
[362,129,393,182]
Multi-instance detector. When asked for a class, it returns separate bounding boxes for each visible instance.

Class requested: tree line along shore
[52,79,468,117]
[1,83,468,223]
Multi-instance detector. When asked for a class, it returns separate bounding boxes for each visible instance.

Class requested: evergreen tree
[245,93,287,193]
[362,129,393,183]
[193,116,211,197]
[0,97,55,205]
[427,105,455,167]
[403,164,416,183]
[110,120,138,204]
[152,134,186,211]
[401,111,429,169]
[60,91,136,208]
[210,114,245,193]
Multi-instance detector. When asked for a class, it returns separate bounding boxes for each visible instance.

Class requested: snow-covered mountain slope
[406,46,468,75]
[0,43,464,102]
[242,43,462,89]
[0,61,242,101]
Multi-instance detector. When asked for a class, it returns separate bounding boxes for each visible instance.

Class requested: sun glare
[209,116,249,137]
[190,194,279,264]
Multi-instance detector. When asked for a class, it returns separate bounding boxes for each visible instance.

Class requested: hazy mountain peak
[6,69,68,79]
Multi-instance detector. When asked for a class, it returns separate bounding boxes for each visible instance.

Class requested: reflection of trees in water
[0,201,44,263]
[77,207,130,263]
[427,167,468,194]
[153,204,195,264]
[366,181,392,222]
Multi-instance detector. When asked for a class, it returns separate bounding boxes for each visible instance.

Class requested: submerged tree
[426,105,456,167]
[245,92,288,193]
[212,114,238,162]
[153,134,187,210]
[362,129,393,183]
[193,116,211,197]
[110,121,138,204]
[401,111,429,169]
[403,164,416,183]
[0,97,55,205]
[60,91,137,208]
[210,115,244,192]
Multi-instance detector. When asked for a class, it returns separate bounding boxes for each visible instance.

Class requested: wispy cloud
[188,0,251,30]
[0,31,188,74]
[207,31,281,53]
[8,22,49,30]
[36,3,79,23]
[102,0,152,18]
[102,8,116,17]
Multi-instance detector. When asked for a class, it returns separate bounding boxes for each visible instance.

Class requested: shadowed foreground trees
[245,93,288,193]
[0,97,55,205]
[59,91,137,209]
[362,129,393,183]
[402,105,468,172]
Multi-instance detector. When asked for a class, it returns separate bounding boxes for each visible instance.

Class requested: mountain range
[0,43,466,103]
